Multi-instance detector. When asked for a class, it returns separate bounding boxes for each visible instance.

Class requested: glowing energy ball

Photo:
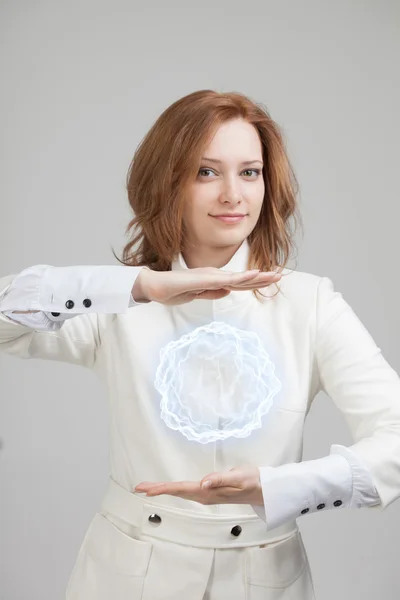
[154,321,281,444]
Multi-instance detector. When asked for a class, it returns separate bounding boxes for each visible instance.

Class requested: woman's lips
[211,215,247,224]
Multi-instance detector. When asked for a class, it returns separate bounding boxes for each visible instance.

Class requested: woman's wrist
[131,267,152,303]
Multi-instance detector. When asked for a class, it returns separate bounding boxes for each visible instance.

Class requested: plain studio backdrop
[0,1,399,598]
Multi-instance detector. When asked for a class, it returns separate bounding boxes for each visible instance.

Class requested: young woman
[1,90,399,600]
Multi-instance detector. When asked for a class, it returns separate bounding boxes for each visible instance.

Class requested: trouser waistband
[100,477,298,549]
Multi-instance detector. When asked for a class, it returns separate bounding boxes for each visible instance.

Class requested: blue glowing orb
[154,321,281,444]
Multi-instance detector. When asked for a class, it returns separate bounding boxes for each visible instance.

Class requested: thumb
[200,473,224,489]
[201,470,239,490]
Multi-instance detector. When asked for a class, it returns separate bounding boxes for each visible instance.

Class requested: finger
[200,471,243,489]
[135,482,179,493]
[189,270,278,293]
[195,289,231,300]
[224,273,282,290]
[236,270,281,278]
[210,272,279,291]
[190,270,260,291]
[144,482,200,497]
[224,280,279,291]
[245,272,282,281]
[135,482,162,491]
[224,270,262,283]
[196,277,278,296]
[226,272,281,285]
[200,474,226,489]
[145,486,241,503]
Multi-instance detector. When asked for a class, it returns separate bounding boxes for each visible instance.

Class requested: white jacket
[1,240,398,532]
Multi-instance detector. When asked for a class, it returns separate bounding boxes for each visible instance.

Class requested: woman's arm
[254,275,400,529]
[240,275,399,530]
[0,264,280,364]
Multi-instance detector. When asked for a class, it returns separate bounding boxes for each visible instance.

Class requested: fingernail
[202,480,212,489]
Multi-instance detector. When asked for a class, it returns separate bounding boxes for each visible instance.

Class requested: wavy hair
[112,89,303,300]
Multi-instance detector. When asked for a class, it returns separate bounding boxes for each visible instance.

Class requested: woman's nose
[220,183,242,204]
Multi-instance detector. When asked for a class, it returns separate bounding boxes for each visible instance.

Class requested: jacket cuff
[330,444,382,508]
[0,264,144,314]
[251,453,353,531]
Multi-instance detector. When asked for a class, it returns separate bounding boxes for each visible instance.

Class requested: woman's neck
[181,242,243,269]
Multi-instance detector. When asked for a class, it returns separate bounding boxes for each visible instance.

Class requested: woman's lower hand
[134,466,264,506]
[132,267,281,305]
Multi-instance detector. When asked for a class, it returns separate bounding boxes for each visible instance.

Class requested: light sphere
[154,321,281,444]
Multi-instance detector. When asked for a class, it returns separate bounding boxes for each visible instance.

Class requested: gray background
[0,1,399,598]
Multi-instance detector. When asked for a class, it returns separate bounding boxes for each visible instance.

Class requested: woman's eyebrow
[201,157,264,166]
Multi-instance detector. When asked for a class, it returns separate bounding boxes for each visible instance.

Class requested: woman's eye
[243,169,261,177]
[198,168,261,178]
[198,168,215,177]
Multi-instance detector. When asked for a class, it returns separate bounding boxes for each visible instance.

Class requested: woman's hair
[112,89,303,300]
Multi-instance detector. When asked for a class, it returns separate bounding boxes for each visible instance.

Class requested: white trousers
[66,479,316,600]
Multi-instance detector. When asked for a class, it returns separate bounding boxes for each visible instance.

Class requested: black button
[83,298,92,308]
[301,508,309,514]
[51,312,61,317]
[317,503,326,510]
[65,300,75,309]
[148,513,161,524]
[231,525,242,537]
[333,500,343,507]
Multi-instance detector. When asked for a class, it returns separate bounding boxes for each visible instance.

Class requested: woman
[1,90,399,600]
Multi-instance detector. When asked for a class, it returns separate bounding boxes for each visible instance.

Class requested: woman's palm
[141,267,281,306]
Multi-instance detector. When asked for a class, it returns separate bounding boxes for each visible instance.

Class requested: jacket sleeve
[251,445,380,530]
[0,264,144,367]
[313,275,400,510]
[251,275,399,531]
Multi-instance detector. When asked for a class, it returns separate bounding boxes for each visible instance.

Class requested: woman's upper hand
[134,466,264,506]
[132,266,282,305]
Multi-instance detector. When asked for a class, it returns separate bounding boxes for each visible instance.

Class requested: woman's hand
[132,267,281,305]
[134,466,264,506]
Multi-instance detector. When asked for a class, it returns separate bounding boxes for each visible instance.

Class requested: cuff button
[300,508,309,514]
[317,503,326,510]
[83,299,92,308]
[333,500,343,507]
[65,300,75,309]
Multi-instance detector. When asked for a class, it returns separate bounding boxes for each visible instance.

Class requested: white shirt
[0,252,385,532]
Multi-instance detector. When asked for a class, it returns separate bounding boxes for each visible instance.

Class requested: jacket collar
[171,239,250,273]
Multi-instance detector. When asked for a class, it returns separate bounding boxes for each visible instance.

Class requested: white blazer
[1,239,399,533]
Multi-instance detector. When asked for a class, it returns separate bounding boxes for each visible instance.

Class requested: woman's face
[183,118,265,260]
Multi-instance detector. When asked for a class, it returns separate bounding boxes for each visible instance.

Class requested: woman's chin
[211,228,251,245]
